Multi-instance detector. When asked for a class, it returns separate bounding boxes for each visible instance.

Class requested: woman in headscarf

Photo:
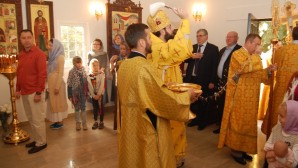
[264,100,298,168]
[46,38,68,129]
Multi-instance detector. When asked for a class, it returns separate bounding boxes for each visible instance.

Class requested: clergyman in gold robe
[261,26,298,136]
[147,7,193,167]
[117,23,199,168]
[218,34,277,165]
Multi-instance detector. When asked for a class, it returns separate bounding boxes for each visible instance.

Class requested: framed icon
[26,0,54,52]
[106,0,142,57]
[0,0,23,54]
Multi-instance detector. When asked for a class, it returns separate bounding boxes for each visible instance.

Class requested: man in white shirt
[213,31,241,134]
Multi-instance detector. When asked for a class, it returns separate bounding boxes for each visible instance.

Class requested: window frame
[56,21,90,68]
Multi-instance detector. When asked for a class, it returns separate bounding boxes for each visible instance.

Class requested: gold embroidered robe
[147,19,193,163]
[148,19,193,83]
[117,56,190,168]
[261,44,298,135]
[218,48,270,154]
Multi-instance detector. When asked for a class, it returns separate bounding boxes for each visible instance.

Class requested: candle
[0,55,2,69]
[0,54,18,72]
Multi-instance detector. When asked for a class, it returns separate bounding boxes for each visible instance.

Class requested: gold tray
[167,83,202,94]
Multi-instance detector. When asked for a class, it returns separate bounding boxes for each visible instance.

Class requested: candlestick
[0,54,30,145]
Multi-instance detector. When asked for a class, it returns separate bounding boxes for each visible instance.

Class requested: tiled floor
[0,106,266,168]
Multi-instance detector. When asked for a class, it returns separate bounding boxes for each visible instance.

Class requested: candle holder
[0,55,30,145]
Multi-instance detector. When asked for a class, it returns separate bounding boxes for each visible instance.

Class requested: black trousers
[189,77,217,128]
[215,91,226,125]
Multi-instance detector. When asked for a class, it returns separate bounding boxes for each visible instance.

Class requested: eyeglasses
[196,34,206,37]
[93,44,100,46]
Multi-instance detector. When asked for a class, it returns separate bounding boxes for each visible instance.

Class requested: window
[60,25,86,68]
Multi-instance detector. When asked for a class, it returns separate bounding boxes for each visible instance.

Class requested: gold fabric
[147,10,171,33]
[147,19,193,163]
[218,48,270,154]
[258,85,270,119]
[117,56,190,168]
[148,19,193,83]
[261,44,298,135]
[258,58,271,120]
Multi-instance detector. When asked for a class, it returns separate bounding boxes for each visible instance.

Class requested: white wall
[1,0,297,121]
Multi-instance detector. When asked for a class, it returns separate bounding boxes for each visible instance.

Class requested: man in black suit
[213,31,241,134]
[184,29,219,130]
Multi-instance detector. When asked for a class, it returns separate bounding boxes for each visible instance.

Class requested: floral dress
[67,66,88,111]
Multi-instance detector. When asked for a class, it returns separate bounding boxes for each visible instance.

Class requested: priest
[117,23,199,168]
[147,4,193,167]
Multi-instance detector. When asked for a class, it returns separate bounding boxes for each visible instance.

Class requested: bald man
[213,31,241,134]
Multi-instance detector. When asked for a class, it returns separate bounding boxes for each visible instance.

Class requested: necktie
[197,45,203,53]
[194,45,203,75]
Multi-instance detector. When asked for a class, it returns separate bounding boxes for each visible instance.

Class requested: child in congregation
[87,59,105,129]
[67,56,89,131]
[264,100,298,168]
[269,140,295,168]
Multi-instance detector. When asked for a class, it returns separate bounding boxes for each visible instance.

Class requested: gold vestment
[218,48,270,154]
[261,44,298,135]
[148,19,193,163]
[117,56,190,168]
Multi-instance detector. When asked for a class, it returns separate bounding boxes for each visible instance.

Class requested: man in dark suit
[184,29,219,130]
[213,31,241,134]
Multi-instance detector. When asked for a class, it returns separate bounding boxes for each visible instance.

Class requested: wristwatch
[36,92,42,95]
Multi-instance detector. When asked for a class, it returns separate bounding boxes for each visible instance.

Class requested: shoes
[176,159,185,168]
[197,125,205,131]
[51,123,63,130]
[242,153,253,161]
[50,122,58,128]
[98,122,104,129]
[28,144,47,154]
[92,122,98,130]
[263,159,268,168]
[213,128,220,134]
[176,161,185,168]
[76,122,81,131]
[232,155,247,165]
[187,120,198,127]
[83,123,88,131]
[25,141,36,148]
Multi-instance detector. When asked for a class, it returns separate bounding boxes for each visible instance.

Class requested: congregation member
[185,28,219,130]
[16,29,47,154]
[218,33,277,165]
[263,70,298,167]
[109,42,130,129]
[67,56,89,131]
[46,38,68,130]
[87,38,109,105]
[117,23,199,168]
[147,6,193,167]
[87,38,109,71]
[261,26,298,136]
[266,140,294,168]
[87,59,105,129]
[213,31,241,134]
[109,42,130,103]
[264,100,298,168]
